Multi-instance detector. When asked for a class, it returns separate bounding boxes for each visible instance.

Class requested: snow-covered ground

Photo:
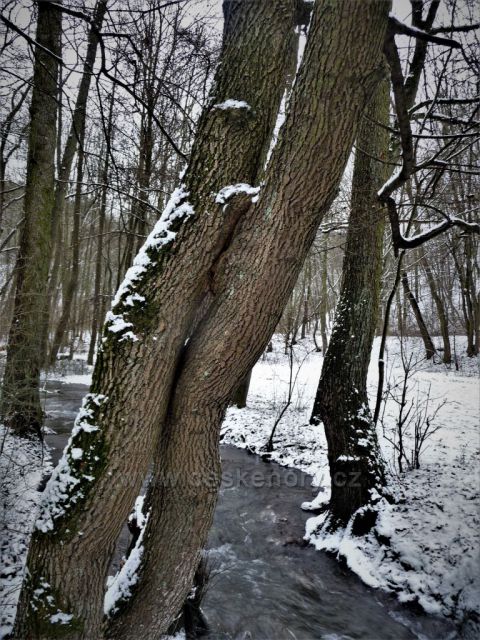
[0,428,52,638]
[0,335,478,637]
[221,335,480,633]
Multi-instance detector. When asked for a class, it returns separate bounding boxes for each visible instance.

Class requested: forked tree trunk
[14,2,300,636]
[309,78,390,526]
[109,2,389,636]
[16,1,389,637]
[0,0,62,436]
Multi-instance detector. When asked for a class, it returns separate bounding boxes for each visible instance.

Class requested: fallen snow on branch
[215,183,260,205]
[112,184,195,309]
[104,495,149,616]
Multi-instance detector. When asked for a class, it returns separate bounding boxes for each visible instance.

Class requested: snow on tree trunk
[108,2,390,636]
[13,2,299,637]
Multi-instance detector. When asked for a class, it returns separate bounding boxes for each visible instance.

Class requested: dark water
[43,381,459,640]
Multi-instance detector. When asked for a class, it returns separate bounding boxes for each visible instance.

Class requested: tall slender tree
[46,0,108,364]
[0,0,62,436]
[48,144,85,364]
[401,269,436,358]
[421,254,452,363]
[87,87,116,365]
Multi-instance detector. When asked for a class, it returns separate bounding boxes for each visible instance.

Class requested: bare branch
[388,15,462,49]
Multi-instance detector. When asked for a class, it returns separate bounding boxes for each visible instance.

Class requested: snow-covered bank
[0,428,52,638]
[221,335,480,631]
[0,336,477,637]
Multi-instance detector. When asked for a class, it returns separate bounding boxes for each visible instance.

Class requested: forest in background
[0,0,479,638]
[1,0,478,369]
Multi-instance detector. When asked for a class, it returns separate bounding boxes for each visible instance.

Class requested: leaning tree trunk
[309,78,390,526]
[108,2,390,637]
[0,0,62,436]
[14,2,300,637]
[16,1,389,637]
[401,270,436,359]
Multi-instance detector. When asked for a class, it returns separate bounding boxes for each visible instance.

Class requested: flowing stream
[43,381,458,640]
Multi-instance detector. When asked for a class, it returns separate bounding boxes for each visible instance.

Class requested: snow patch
[0,426,52,637]
[213,99,251,111]
[104,496,149,616]
[107,184,195,326]
[50,612,73,625]
[35,394,107,532]
[215,183,260,206]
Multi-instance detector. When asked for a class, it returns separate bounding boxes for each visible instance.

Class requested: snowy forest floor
[0,335,478,638]
[221,335,480,636]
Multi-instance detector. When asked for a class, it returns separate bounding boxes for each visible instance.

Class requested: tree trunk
[421,255,451,363]
[319,236,329,353]
[230,370,252,409]
[401,271,436,359]
[42,0,108,364]
[16,1,389,636]
[48,146,85,364]
[309,78,390,526]
[14,2,300,636]
[109,2,389,636]
[87,84,116,366]
[0,0,62,436]
[87,155,110,365]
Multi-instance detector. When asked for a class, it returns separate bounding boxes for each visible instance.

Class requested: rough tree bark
[0,0,62,436]
[16,0,389,637]
[230,370,252,409]
[309,78,390,526]
[14,2,299,637]
[109,1,390,636]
